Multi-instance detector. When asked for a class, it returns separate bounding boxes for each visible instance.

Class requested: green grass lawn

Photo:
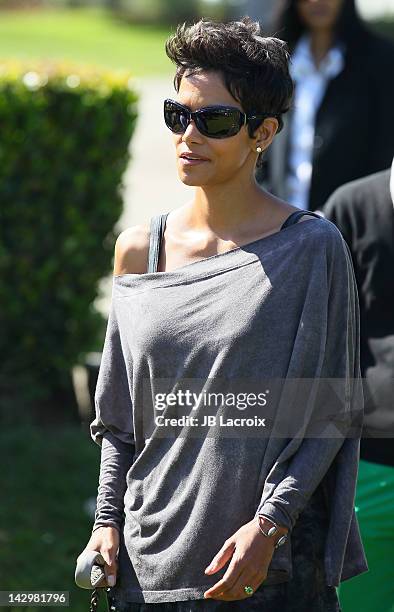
[0,7,173,76]
[0,423,106,612]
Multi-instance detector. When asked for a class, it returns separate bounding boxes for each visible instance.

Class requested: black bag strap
[89,586,114,612]
[89,588,100,611]
[147,212,170,273]
[280,210,322,231]
[89,587,111,612]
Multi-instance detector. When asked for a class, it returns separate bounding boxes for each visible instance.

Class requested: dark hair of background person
[272,0,370,52]
[165,17,295,168]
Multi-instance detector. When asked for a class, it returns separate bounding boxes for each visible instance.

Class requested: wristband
[256,515,288,549]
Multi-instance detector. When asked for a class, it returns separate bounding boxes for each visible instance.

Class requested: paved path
[95,76,190,315]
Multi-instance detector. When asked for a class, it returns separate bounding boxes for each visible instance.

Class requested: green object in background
[0,424,101,612]
[0,58,138,421]
[0,8,173,75]
[338,458,394,612]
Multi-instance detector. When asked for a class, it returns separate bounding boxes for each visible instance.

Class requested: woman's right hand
[84,526,120,587]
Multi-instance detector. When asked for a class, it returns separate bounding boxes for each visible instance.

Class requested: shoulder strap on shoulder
[280,210,323,231]
[147,212,169,273]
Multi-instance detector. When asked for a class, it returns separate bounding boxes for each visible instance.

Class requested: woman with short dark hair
[82,16,367,612]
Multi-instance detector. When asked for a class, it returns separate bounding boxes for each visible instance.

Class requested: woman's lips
[179,157,209,166]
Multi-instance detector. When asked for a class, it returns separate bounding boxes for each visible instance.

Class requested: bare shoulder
[271,196,322,226]
[114,224,151,275]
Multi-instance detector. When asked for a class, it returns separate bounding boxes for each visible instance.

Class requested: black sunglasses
[164,98,277,139]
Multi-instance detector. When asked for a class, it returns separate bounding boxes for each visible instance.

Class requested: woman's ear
[252,117,279,153]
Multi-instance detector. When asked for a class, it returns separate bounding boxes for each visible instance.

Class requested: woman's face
[171,70,264,188]
[296,0,344,32]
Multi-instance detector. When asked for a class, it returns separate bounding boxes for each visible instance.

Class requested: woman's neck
[184,177,283,241]
[309,28,334,68]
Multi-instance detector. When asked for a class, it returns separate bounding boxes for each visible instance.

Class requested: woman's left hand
[203,517,288,601]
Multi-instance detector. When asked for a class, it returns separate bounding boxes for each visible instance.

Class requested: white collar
[290,34,345,81]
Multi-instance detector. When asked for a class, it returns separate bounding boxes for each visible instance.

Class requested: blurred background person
[256,0,394,212]
[323,156,394,612]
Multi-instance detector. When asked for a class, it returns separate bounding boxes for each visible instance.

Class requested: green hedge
[0,59,138,424]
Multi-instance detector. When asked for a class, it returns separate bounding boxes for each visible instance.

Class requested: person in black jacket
[256,0,394,212]
[323,158,394,612]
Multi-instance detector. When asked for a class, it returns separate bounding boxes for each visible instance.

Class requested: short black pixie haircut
[165,16,294,165]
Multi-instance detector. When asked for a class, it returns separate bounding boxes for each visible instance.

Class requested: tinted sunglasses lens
[196,109,242,138]
[164,102,189,134]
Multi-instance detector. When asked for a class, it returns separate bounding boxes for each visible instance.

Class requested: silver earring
[256,146,262,153]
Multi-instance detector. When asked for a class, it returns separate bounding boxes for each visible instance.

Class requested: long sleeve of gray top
[91,430,135,534]
[256,233,364,531]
